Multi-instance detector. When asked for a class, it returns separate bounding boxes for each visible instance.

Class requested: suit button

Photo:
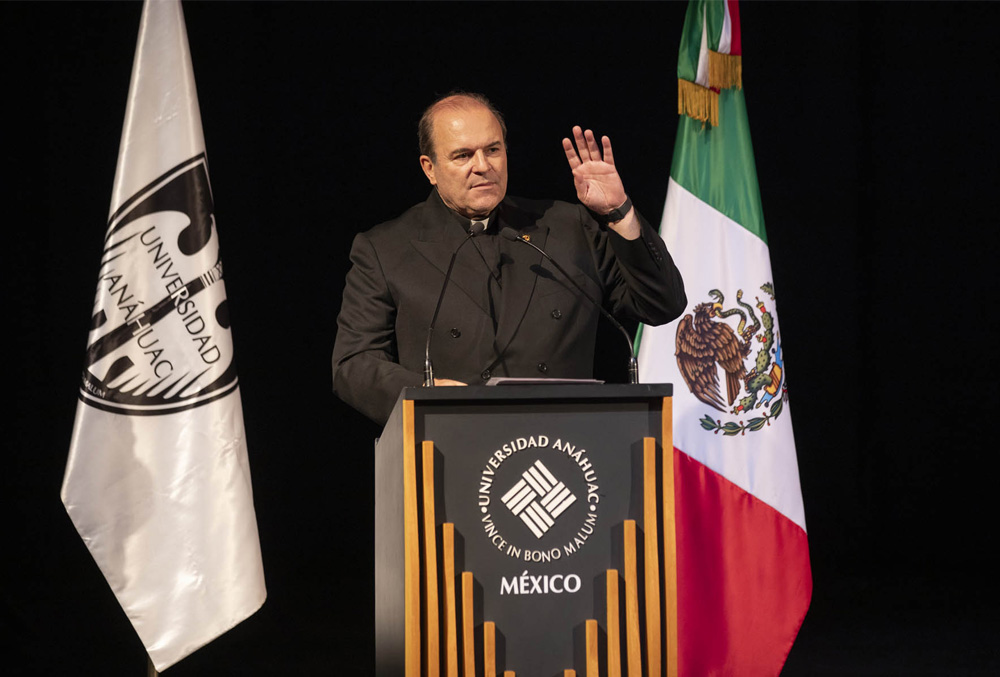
[551,309,562,319]
[450,328,461,338]
[536,362,548,374]
[481,369,491,381]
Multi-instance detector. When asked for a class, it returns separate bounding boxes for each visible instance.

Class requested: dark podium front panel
[375,384,674,677]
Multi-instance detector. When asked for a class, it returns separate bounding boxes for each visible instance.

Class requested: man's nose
[471,150,489,172]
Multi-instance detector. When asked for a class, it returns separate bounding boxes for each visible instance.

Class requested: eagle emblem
[675,284,787,435]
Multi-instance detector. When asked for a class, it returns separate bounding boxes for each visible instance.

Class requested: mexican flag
[636,0,812,673]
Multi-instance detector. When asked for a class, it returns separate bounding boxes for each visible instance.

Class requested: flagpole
[146,657,158,677]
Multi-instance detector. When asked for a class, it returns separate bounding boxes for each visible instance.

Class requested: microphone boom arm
[424,224,486,386]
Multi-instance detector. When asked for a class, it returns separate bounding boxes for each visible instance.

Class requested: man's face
[420,104,508,219]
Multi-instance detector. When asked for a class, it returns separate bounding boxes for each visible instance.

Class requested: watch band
[595,195,632,225]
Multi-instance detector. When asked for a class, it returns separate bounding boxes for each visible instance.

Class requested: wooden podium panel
[375,384,674,677]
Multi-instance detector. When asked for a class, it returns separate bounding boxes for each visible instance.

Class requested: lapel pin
[522,234,531,242]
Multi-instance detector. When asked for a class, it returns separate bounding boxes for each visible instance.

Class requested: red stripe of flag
[728,0,742,55]
[675,448,811,674]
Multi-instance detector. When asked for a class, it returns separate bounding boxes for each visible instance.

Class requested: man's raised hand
[562,126,639,239]
[562,126,628,215]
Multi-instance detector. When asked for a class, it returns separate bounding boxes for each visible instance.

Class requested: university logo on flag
[83,156,237,415]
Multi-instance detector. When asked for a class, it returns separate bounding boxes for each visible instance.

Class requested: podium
[375,384,677,677]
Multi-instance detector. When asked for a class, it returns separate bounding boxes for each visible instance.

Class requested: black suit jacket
[332,190,686,424]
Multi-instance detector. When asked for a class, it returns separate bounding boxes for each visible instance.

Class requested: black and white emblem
[79,155,237,415]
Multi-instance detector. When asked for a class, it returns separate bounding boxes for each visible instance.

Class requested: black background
[5,1,998,674]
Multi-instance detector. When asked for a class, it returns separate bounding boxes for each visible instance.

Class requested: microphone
[500,226,640,384]
[424,221,488,386]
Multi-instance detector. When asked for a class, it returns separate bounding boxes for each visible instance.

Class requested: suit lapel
[410,192,491,315]
[494,199,549,354]
[408,193,553,354]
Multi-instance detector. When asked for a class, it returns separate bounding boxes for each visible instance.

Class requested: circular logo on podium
[476,435,600,563]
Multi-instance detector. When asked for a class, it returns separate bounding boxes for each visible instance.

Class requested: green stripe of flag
[670,87,767,243]
[677,1,705,82]
[678,0,729,81]
[706,0,727,52]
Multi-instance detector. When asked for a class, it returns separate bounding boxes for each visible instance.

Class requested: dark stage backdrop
[6,1,998,674]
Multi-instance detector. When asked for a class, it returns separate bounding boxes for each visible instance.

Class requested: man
[332,92,686,424]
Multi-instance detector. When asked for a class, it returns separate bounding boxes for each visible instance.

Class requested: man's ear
[419,155,436,185]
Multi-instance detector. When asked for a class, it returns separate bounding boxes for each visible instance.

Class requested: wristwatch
[595,196,632,225]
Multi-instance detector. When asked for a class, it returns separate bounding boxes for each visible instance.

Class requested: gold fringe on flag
[708,50,742,90]
[678,78,718,127]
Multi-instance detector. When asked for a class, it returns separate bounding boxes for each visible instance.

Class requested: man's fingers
[601,136,615,166]
[584,129,602,161]
[562,137,582,168]
[572,125,592,162]
[568,126,615,168]
[433,378,467,386]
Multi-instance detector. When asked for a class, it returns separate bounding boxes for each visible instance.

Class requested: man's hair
[418,91,508,161]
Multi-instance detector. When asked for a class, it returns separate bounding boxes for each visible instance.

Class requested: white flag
[61,0,266,670]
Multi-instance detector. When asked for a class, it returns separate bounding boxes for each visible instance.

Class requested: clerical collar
[431,189,500,234]
[463,211,497,235]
